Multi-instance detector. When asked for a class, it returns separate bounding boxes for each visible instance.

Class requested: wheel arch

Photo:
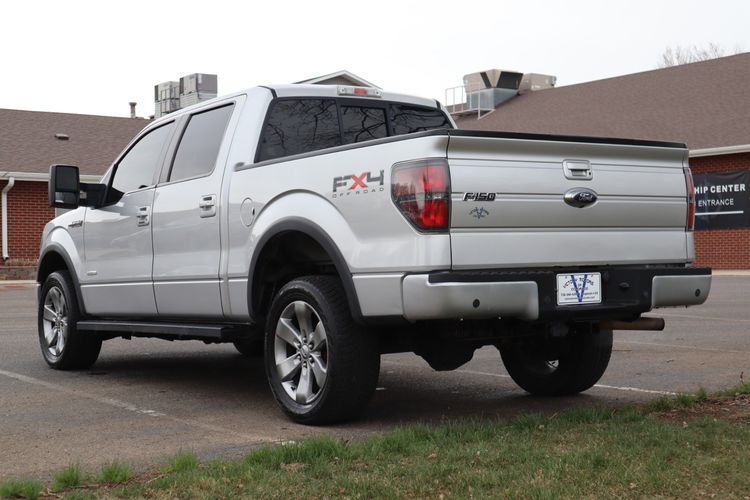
[247,217,362,324]
[38,245,87,316]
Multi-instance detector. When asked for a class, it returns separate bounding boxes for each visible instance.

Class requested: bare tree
[658,43,743,68]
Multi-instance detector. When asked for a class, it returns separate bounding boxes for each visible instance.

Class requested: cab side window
[168,104,234,182]
[110,122,174,197]
[257,99,340,162]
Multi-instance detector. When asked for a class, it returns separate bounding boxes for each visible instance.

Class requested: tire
[498,325,612,396]
[264,276,380,425]
[38,271,101,370]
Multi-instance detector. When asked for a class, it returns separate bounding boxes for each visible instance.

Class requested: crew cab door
[151,100,239,318]
[81,121,176,316]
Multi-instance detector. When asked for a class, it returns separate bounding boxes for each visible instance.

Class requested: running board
[76,320,253,341]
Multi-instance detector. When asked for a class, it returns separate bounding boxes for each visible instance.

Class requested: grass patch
[162,450,199,473]
[5,384,749,499]
[139,411,749,499]
[717,381,750,396]
[98,460,133,484]
[0,479,42,500]
[52,464,83,491]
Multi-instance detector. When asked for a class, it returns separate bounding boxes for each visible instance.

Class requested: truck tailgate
[447,133,691,269]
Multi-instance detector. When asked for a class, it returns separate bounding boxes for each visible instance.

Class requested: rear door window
[257,99,340,161]
[169,104,234,182]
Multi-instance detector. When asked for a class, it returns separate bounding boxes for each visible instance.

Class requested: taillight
[391,159,450,231]
[684,166,695,231]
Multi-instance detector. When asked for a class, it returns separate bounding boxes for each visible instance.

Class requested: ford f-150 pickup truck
[39,83,711,424]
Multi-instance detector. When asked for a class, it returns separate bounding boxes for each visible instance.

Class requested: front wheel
[264,276,379,425]
[38,271,101,370]
[498,325,612,396]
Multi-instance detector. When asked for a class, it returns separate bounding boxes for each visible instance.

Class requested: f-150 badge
[464,192,496,201]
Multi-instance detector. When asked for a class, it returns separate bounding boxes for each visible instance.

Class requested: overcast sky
[2,0,748,118]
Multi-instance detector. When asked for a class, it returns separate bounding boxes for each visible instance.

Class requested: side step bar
[76,320,253,342]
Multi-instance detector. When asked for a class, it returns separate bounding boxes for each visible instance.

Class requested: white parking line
[618,340,750,355]
[657,311,750,324]
[382,360,677,396]
[0,368,270,441]
[455,367,677,396]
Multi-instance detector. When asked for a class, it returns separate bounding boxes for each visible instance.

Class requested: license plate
[556,273,602,305]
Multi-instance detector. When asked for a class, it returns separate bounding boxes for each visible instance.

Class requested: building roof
[455,53,750,151]
[0,108,148,178]
[296,70,379,88]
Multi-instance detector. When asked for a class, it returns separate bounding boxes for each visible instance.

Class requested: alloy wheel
[42,286,68,358]
[274,301,328,404]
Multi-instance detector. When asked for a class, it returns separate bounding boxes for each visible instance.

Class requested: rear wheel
[498,325,612,396]
[38,271,101,370]
[264,276,379,424]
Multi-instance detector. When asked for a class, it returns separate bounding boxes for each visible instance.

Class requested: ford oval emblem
[564,188,598,208]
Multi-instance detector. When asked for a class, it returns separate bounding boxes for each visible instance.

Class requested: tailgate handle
[563,160,592,180]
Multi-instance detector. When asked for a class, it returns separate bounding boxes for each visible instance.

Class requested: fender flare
[38,244,88,316]
[247,217,363,323]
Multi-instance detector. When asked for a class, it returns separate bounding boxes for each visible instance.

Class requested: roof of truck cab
[264,84,440,109]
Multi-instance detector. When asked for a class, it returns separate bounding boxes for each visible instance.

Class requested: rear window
[389,104,452,135]
[341,106,387,144]
[256,98,451,162]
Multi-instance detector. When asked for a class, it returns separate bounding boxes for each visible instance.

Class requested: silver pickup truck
[39,84,711,424]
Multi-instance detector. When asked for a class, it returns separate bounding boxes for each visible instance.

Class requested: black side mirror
[48,164,80,208]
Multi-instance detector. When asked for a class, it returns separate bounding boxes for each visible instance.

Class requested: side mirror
[48,164,80,208]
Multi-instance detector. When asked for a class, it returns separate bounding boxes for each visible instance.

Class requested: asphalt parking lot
[1,275,749,480]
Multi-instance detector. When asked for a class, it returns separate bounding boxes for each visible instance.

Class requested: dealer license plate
[556,273,602,305]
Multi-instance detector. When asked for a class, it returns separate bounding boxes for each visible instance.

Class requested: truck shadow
[89,344,614,432]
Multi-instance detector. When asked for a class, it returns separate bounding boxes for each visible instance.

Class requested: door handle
[199,194,217,218]
[136,206,150,226]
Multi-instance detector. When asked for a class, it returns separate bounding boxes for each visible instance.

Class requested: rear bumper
[357,266,710,321]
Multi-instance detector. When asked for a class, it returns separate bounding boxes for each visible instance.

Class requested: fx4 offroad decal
[332,170,385,198]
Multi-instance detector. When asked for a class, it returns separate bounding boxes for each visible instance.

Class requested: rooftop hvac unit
[519,73,557,93]
[463,69,523,110]
[154,81,179,101]
[179,73,218,95]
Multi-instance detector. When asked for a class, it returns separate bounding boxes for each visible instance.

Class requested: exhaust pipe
[602,317,665,331]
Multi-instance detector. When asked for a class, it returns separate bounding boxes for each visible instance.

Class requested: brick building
[453,53,750,269]
[0,109,147,278]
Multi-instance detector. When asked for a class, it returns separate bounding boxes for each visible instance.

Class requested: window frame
[160,101,237,186]
[254,97,451,163]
